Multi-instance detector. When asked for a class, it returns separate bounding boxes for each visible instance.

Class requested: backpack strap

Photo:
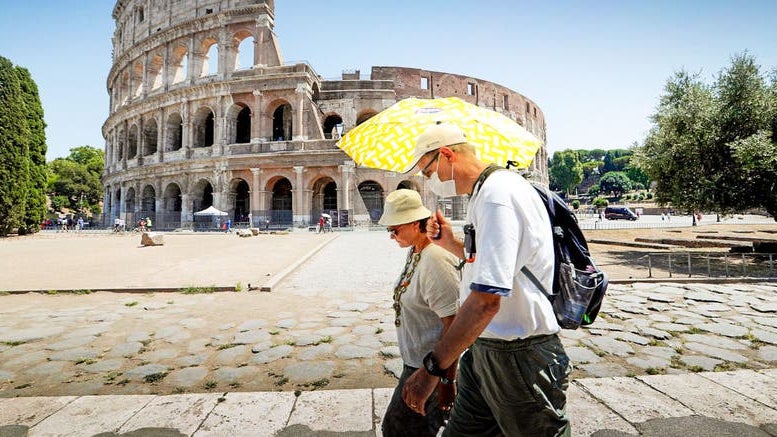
[521,265,551,299]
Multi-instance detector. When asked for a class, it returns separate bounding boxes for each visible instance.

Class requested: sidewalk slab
[575,376,694,422]
[117,393,222,435]
[286,389,373,432]
[193,391,295,437]
[29,395,153,436]
[699,369,777,410]
[638,373,777,426]
[567,383,637,436]
[0,396,76,427]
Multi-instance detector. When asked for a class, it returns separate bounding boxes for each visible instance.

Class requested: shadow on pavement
[275,424,374,437]
[593,416,777,437]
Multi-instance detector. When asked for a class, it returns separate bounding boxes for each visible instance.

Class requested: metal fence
[643,252,776,279]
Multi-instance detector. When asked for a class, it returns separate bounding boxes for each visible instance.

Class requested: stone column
[103,187,111,226]
[250,168,261,216]
[252,90,263,142]
[294,83,306,141]
[293,166,305,225]
[338,162,354,211]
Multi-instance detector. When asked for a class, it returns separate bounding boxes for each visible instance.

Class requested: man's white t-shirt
[460,170,560,340]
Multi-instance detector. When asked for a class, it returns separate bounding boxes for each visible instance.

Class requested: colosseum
[102,0,548,230]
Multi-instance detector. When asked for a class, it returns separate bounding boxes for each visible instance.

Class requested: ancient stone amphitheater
[102,0,548,230]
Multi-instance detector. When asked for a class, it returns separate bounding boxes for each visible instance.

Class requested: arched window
[356,109,378,126]
[132,62,144,98]
[200,37,219,77]
[236,106,251,143]
[193,107,215,148]
[144,118,158,155]
[128,124,139,158]
[358,181,384,223]
[272,103,292,141]
[166,113,183,151]
[236,35,254,70]
[148,54,164,91]
[170,45,188,85]
[323,114,343,139]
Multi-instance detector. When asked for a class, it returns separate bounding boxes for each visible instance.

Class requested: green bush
[571,200,580,210]
[593,197,609,208]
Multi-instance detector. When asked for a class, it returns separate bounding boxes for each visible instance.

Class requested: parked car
[605,206,638,221]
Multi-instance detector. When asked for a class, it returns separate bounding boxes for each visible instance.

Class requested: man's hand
[401,368,439,416]
[428,210,464,259]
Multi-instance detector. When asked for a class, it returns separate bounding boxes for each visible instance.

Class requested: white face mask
[427,157,457,198]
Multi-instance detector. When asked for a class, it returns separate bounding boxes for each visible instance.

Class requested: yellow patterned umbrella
[336,97,542,173]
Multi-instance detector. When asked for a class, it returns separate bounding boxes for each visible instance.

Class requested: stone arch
[162,182,182,229]
[120,70,130,105]
[322,113,343,139]
[191,178,214,213]
[358,180,385,223]
[267,176,293,226]
[311,176,337,221]
[199,36,219,77]
[229,178,250,222]
[148,53,164,91]
[356,109,378,126]
[269,100,293,141]
[141,184,156,213]
[144,117,158,155]
[125,187,136,213]
[233,30,254,71]
[227,103,251,144]
[193,106,215,148]
[166,112,183,151]
[169,44,188,85]
[132,61,144,98]
[116,126,125,161]
[128,124,139,158]
[396,179,421,191]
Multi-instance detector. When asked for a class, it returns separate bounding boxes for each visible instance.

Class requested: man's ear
[439,146,456,163]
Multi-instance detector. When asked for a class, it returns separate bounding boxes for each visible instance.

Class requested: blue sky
[1,0,775,160]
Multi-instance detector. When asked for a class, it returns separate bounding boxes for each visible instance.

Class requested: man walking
[400,123,571,436]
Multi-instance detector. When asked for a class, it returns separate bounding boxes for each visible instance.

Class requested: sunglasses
[419,151,440,177]
[387,222,410,236]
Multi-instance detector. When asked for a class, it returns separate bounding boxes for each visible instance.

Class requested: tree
[549,149,583,195]
[15,66,47,234]
[0,56,31,236]
[598,171,632,198]
[637,53,777,219]
[48,146,104,215]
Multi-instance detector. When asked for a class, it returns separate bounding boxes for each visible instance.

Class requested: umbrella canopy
[193,206,228,216]
[320,213,332,219]
[336,97,542,173]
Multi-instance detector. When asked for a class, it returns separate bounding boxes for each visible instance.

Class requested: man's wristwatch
[423,351,448,378]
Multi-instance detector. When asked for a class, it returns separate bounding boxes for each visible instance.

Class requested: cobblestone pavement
[1,232,776,400]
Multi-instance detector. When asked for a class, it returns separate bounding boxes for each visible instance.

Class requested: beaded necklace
[393,248,422,327]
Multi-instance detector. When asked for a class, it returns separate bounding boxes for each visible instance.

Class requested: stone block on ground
[237,229,252,237]
[141,232,164,246]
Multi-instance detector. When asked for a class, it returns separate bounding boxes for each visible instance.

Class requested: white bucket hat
[402,123,468,174]
[378,189,431,226]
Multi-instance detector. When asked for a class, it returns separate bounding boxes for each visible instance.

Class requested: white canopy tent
[193,206,228,216]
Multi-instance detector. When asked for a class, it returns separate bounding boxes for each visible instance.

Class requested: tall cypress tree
[0,56,31,236]
[15,66,48,234]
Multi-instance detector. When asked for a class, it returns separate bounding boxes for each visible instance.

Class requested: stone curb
[261,234,340,292]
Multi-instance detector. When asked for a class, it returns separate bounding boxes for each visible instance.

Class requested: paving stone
[287,389,373,432]
[753,316,777,329]
[175,354,207,368]
[377,331,398,344]
[559,329,588,340]
[327,311,357,319]
[45,336,97,351]
[118,393,222,435]
[283,361,335,383]
[636,326,672,340]
[291,334,325,346]
[751,329,777,345]
[250,341,274,353]
[612,295,648,304]
[233,330,271,345]
[577,362,629,377]
[28,395,153,436]
[252,345,293,364]
[330,318,358,327]
[679,355,723,371]
[168,367,209,387]
[379,346,400,358]
[576,376,694,422]
[0,326,65,343]
[758,346,777,362]
[700,369,777,408]
[566,346,602,364]
[186,339,209,354]
[684,342,749,363]
[685,291,727,303]
[276,319,297,329]
[143,348,179,362]
[334,345,375,359]
[196,392,295,435]
[625,356,671,370]
[682,333,748,350]
[352,325,379,335]
[178,318,207,329]
[652,322,691,333]
[0,396,78,426]
[613,332,651,346]
[49,347,99,362]
[693,303,733,313]
[617,305,650,315]
[0,370,14,382]
[126,331,152,343]
[214,345,249,365]
[313,327,348,337]
[383,359,404,379]
[3,350,48,367]
[24,361,68,377]
[638,372,777,426]
[697,322,749,338]
[213,366,253,384]
[81,359,125,373]
[297,344,335,361]
[567,383,638,436]
[124,364,170,381]
[338,302,369,312]
[104,341,144,358]
[751,302,777,313]
[641,346,678,359]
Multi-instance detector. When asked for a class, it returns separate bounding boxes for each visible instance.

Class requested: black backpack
[478,164,609,329]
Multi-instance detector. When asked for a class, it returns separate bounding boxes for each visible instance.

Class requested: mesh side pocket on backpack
[553,263,598,330]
